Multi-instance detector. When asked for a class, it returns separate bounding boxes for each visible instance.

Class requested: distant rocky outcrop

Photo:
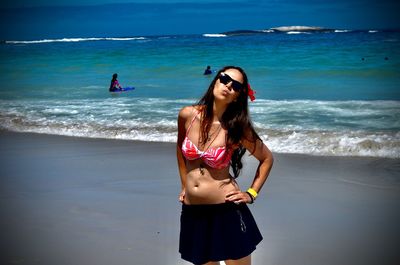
[269,26,333,32]
[220,26,334,36]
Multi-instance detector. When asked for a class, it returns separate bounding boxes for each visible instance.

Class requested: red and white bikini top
[181,111,232,169]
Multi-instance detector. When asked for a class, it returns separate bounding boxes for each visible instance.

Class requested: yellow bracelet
[247,188,258,199]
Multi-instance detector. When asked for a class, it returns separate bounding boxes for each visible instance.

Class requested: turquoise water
[1,30,399,157]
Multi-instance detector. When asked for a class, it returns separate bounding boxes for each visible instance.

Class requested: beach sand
[0,131,399,265]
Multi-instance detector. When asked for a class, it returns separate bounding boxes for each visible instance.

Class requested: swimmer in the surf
[109,73,122,92]
[203,65,212,75]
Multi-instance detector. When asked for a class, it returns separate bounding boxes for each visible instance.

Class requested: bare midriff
[184,160,240,205]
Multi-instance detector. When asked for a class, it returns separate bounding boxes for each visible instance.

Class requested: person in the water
[109,73,122,92]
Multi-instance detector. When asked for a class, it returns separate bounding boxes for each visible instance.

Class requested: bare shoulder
[177,106,197,139]
[178,105,201,120]
[178,105,196,120]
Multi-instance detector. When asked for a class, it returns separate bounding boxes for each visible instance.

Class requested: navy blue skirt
[179,202,263,265]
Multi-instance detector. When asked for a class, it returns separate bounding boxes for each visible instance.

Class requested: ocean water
[1,29,399,158]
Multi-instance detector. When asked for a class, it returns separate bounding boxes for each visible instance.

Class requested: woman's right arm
[176,106,192,202]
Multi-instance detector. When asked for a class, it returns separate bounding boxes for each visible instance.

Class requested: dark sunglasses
[219,72,243,92]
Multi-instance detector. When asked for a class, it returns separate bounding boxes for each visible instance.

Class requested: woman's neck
[212,100,227,122]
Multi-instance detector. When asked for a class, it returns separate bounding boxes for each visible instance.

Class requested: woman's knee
[224,255,251,265]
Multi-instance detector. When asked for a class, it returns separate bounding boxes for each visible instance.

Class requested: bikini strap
[186,109,200,136]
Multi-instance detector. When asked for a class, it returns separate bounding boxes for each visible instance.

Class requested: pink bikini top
[112,80,120,87]
[181,112,232,169]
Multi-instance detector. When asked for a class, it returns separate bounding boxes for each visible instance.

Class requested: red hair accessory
[247,84,256,101]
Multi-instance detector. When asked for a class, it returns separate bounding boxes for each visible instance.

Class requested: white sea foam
[261,130,400,158]
[334,29,351,33]
[260,29,274,33]
[104,37,146,41]
[1,98,399,158]
[43,108,79,115]
[6,37,147,44]
[271,26,324,32]
[202,34,227,38]
[2,116,398,158]
[286,31,310,35]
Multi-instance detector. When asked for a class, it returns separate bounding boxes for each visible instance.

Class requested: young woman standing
[177,66,274,265]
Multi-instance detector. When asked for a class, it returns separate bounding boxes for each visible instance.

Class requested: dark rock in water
[221,30,265,36]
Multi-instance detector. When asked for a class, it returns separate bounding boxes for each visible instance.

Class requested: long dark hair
[109,73,118,91]
[197,66,261,178]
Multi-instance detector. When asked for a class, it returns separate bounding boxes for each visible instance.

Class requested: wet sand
[0,131,399,265]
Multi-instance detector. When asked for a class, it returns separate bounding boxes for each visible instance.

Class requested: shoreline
[1,129,398,160]
[0,130,399,265]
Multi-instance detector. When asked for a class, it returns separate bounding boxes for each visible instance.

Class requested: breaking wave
[1,98,399,158]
